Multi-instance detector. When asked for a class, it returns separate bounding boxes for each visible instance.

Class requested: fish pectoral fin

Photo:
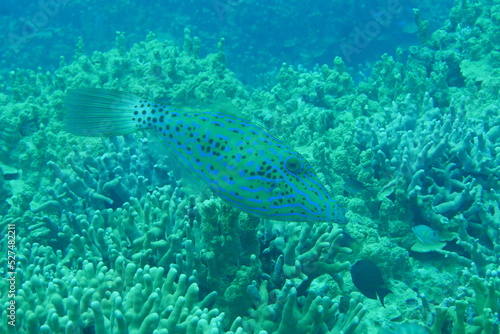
[145,130,208,193]
[147,132,183,179]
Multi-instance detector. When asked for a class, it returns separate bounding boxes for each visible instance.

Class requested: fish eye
[284,156,302,173]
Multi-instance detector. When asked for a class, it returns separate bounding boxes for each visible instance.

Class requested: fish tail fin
[378,287,392,308]
[64,88,143,137]
[332,203,348,224]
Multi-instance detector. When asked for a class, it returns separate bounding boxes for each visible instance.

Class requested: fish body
[64,88,345,223]
[412,225,441,245]
[350,259,392,307]
[343,178,371,194]
[343,177,373,194]
[411,225,446,252]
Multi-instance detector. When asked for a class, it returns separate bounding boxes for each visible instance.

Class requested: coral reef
[0,0,499,333]
[355,93,499,251]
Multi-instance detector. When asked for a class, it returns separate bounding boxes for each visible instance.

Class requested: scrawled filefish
[64,88,345,222]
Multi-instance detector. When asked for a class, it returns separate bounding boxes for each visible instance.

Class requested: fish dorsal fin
[187,97,279,141]
[185,100,286,146]
[156,153,183,180]
[187,94,243,118]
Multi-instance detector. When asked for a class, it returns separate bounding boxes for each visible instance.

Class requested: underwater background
[0,0,499,333]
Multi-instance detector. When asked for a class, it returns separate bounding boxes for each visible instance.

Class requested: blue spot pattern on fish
[64,88,346,223]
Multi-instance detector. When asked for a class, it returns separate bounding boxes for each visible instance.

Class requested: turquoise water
[1,0,452,86]
[0,1,499,333]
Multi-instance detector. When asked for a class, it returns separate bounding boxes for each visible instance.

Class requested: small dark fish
[296,277,312,297]
[343,177,372,194]
[3,172,19,180]
[247,282,261,306]
[350,259,392,307]
[338,295,351,314]
[339,230,356,247]
[83,323,96,334]
[1,165,20,180]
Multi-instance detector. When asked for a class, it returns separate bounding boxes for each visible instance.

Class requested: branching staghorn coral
[4,176,361,334]
[6,132,358,333]
[355,92,500,267]
[2,240,225,333]
[420,265,500,334]
[243,280,366,334]
[279,222,351,286]
[36,134,174,214]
